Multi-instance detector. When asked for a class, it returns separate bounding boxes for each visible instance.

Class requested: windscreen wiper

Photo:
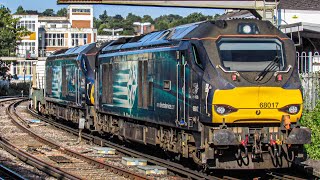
[255,56,279,81]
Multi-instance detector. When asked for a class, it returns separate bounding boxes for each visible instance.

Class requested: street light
[103,28,123,38]
[133,22,151,35]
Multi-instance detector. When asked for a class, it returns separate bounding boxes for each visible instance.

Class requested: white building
[278,0,320,49]
[11,5,97,81]
[13,5,97,58]
[14,14,39,58]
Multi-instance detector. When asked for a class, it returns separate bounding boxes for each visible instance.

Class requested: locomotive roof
[47,43,96,60]
[100,19,278,54]
[101,21,204,53]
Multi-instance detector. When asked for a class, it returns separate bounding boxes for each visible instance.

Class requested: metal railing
[301,73,320,110]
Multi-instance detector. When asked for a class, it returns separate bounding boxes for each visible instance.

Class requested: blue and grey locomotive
[44,43,97,129]
[38,19,311,169]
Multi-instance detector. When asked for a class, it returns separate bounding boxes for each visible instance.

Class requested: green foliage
[0,60,10,79]
[0,82,30,96]
[15,5,25,14]
[57,8,67,16]
[99,10,109,23]
[0,5,30,57]
[42,9,55,16]
[301,103,320,159]
[93,10,220,35]
[142,15,154,24]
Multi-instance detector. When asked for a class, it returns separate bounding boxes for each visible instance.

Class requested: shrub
[301,104,320,159]
[0,82,30,96]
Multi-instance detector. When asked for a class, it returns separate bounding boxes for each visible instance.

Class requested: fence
[301,73,320,110]
[298,51,320,110]
[296,51,320,73]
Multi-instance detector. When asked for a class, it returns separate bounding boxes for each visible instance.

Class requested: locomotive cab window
[192,45,203,69]
[217,38,284,72]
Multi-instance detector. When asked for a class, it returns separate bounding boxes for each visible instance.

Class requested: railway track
[265,170,308,180]
[20,99,315,180]
[26,100,220,180]
[0,163,27,180]
[1,98,148,180]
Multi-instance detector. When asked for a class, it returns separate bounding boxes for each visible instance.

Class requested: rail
[28,106,221,180]
[7,99,148,180]
[0,164,27,180]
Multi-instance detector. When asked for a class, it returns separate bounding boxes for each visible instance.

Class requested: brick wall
[72,20,91,28]
[46,47,67,52]
[88,33,91,43]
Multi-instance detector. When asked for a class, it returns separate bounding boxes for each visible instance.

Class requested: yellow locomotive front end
[199,20,311,169]
[213,87,302,124]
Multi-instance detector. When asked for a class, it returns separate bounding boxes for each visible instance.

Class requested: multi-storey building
[15,14,39,58]
[14,5,97,58]
[11,5,97,81]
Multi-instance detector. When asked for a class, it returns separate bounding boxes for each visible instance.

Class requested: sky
[0,0,224,18]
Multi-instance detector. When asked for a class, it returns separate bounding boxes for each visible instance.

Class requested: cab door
[75,68,81,106]
[176,51,189,127]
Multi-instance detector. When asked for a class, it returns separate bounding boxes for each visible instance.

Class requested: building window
[45,33,66,47]
[71,33,87,46]
[72,9,90,13]
[17,41,36,57]
[17,20,36,32]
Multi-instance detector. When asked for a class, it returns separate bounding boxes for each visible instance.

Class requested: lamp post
[133,22,151,35]
[103,28,123,39]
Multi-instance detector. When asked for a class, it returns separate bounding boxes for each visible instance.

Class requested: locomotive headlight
[216,106,226,115]
[242,25,252,34]
[288,106,298,114]
[279,104,300,115]
[238,23,259,34]
[215,105,238,115]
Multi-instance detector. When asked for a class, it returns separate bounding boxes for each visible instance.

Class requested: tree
[184,13,212,24]
[155,20,169,30]
[126,13,142,23]
[93,17,102,29]
[99,10,109,23]
[94,10,221,35]
[0,60,10,80]
[0,5,29,77]
[113,14,124,21]
[42,9,55,16]
[57,8,67,16]
[142,15,154,24]
[16,5,25,14]
[98,23,111,35]
[213,14,220,20]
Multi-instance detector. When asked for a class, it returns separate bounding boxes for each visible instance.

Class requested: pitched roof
[219,10,255,20]
[279,0,320,11]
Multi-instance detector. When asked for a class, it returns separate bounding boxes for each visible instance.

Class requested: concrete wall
[279,9,320,25]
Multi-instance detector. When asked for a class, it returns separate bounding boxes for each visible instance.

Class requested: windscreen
[218,38,284,72]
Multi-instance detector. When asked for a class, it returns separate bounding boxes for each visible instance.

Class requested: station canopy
[57,0,275,10]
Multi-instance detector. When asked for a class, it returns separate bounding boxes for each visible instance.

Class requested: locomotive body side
[97,45,203,129]
[44,43,97,127]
